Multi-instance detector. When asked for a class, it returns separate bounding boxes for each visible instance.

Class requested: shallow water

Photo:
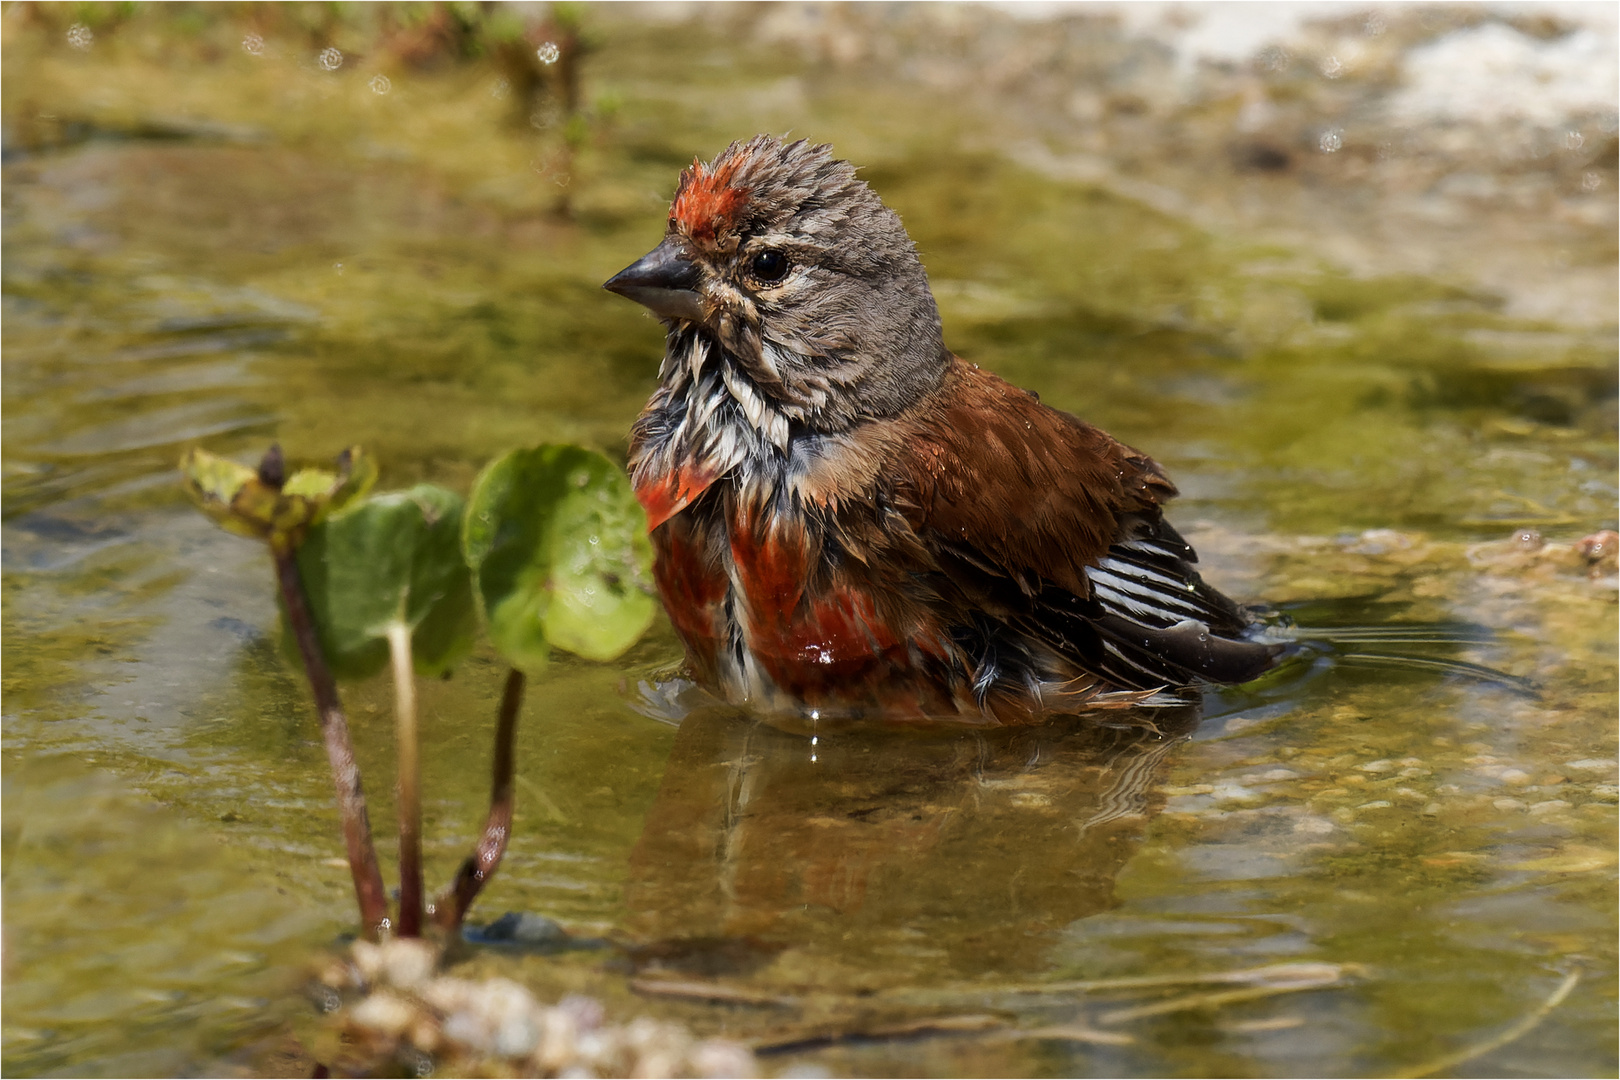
[3,8,1616,1078]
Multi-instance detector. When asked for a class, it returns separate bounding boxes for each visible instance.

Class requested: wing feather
[877,359,1278,693]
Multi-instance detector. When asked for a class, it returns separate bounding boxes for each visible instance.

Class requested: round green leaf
[285,484,477,680]
[464,445,655,670]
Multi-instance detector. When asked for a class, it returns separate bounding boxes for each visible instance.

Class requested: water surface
[3,8,1615,1077]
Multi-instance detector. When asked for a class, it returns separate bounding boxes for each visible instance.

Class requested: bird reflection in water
[623,703,1202,981]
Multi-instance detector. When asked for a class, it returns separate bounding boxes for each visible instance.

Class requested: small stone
[476,911,571,947]
[1499,769,1532,786]
[1421,803,1443,816]
[558,994,604,1031]
[380,938,438,989]
[349,991,415,1039]
[420,976,477,1015]
[351,940,385,985]
[533,1009,580,1073]
[1589,784,1619,802]
[441,1010,489,1053]
[693,1040,759,1078]
[1565,759,1617,772]
[1359,759,1395,773]
[494,1010,541,1058]
[318,957,360,991]
[408,1015,443,1054]
[1528,800,1572,815]
[1357,800,1393,810]
[1493,798,1527,811]
[1294,816,1335,834]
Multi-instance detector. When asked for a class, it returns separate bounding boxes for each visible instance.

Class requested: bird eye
[749,250,789,284]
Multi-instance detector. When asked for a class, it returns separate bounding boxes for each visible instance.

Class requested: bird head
[605,136,949,432]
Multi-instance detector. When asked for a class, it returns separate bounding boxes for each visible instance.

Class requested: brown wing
[895,359,1175,600]
[871,358,1277,693]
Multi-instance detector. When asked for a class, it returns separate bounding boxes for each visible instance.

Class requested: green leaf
[287,485,477,679]
[321,447,380,520]
[180,448,264,539]
[281,468,339,500]
[464,445,654,671]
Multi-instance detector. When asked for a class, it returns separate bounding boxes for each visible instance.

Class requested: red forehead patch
[670,156,749,243]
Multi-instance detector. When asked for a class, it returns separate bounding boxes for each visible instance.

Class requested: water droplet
[536,41,561,65]
[1318,128,1344,154]
[1565,130,1585,151]
[1583,171,1603,192]
[242,32,265,57]
[333,262,344,274]
[66,23,93,50]
[318,47,344,72]
[368,74,391,95]
[1320,55,1343,79]
[588,535,600,545]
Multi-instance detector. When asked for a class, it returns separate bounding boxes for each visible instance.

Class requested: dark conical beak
[603,238,705,322]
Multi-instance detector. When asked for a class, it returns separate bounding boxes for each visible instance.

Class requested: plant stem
[386,622,423,939]
[272,544,390,938]
[437,667,525,931]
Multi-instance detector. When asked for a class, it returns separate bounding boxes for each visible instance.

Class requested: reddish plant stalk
[437,667,525,931]
[273,544,391,938]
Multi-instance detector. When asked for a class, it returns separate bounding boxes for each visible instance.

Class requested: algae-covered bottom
[3,9,1615,1078]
